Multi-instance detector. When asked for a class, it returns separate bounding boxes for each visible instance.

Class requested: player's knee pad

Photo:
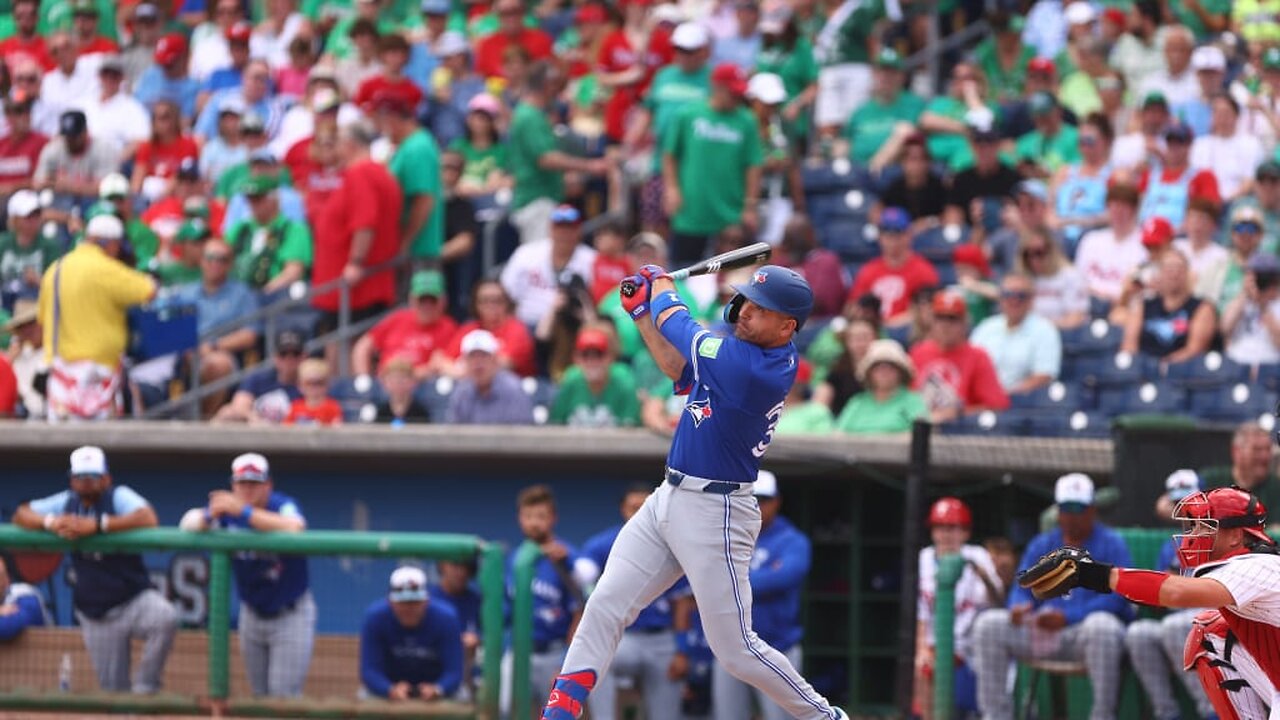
[1184,610,1230,671]
[1188,652,1247,720]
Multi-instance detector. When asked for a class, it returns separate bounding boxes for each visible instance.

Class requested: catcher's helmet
[928,497,972,529]
[1173,487,1271,569]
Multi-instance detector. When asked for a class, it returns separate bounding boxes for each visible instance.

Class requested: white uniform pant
[558,479,839,720]
[589,630,683,720]
[503,640,566,716]
[1198,629,1280,719]
[1124,610,1214,720]
[238,592,316,697]
[714,644,803,720]
[77,589,178,693]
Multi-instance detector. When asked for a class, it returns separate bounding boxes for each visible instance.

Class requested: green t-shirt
[507,102,563,209]
[834,388,927,434]
[972,39,1036,104]
[804,327,844,384]
[844,90,926,164]
[1058,72,1101,119]
[645,65,711,172]
[40,0,118,41]
[818,0,893,66]
[155,262,202,287]
[665,103,764,235]
[923,96,998,172]
[1219,259,1245,307]
[226,216,314,289]
[1233,0,1280,45]
[756,37,819,139]
[776,402,835,435]
[1171,0,1232,39]
[325,14,423,60]
[550,363,641,427]
[128,220,160,271]
[1013,124,1080,175]
[0,232,63,288]
[449,137,508,189]
[598,278,712,359]
[214,164,296,199]
[1201,465,1280,518]
[391,129,445,259]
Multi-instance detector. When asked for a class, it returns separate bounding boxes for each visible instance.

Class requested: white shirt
[1111,132,1162,172]
[1032,265,1089,324]
[269,101,362,159]
[1138,68,1200,108]
[79,91,152,153]
[40,63,100,117]
[1203,553,1280,625]
[1191,132,1265,199]
[1227,297,1280,365]
[189,33,231,83]
[1174,238,1230,290]
[499,240,598,326]
[1074,227,1149,301]
[917,544,1000,661]
[250,14,307,70]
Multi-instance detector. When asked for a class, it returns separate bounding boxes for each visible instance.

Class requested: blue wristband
[240,505,253,523]
[649,287,688,319]
[674,631,691,655]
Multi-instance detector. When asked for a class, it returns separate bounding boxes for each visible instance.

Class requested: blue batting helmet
[723,265,814,330]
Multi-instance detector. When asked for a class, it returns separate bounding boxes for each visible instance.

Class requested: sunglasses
[70,474,105,482]
[1078,135,1099,147]
[278,349,303,358]
[302,378,327,386]
[935,314,964,322]
[203,253,232,262]
[579,349,606,359]
[476,294,506,305]
[1233,222,1263,234]
[1001,290,1032,300]
[15,74,39,82]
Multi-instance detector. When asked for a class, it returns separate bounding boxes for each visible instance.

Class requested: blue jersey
[750,516,811,651]
[217,491,309,616]
[582,524,685,632]
[1007,522,1133,625]
[359,598,464,697]
[429,582,482,635]
[659,307,796,482]
[506,538,583,648]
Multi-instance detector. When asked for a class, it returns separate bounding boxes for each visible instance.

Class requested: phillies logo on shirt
[685,398,713,427]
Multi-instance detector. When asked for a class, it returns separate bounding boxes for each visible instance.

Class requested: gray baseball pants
[1125,610,1214,720]
[971,608,1125,720]
[714,644,804,720]
[502,640,566,715]
[589,629,683,720]
[558,479,839,719]
[77,588,178,693]
[238,591,316,697]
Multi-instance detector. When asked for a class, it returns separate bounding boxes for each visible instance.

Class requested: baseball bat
[621,241,773,297]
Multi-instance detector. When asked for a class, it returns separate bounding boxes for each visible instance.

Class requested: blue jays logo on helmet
[685,398,713,427]
[753,270,767,285]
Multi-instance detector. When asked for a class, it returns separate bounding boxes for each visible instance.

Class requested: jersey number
[752,401,785,458]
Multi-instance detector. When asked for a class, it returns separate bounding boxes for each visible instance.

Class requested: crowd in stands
[1,0,1280,433]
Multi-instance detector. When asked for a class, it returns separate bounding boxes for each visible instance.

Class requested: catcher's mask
[1173,488,1270,569]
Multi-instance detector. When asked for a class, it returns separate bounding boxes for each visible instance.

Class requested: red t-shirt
[135,135,199,180]
[311,158,404,312]
[475,29,553,78]
[285,398,343,426]
[0,36,54,71]
[368,308,459,371]
[142,195,227,242]
[909,339,1010,412]
[0,131,48,185]
[353,75,424,111]
[0,354,16,417]
[848,254,940,320]
[1137,166,1221,206]
[591,255,630,304]
[445,317,537,377]
[77,37,119,57]
[597,29,672,141]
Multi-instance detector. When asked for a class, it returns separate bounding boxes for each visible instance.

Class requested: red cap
[711,62,748,96]
[951,243,991,278]
[1102,7,1126,26]
[154,33,187,65]
[932,290,968,318]
[576,3,607,23]
[929,497,972,528]
[226,20,253,43]
[1028,57,1056,76]
[795,358,812,386]
[1141,216,1174,247]
[370,86,416,115]
[575,328,610,353]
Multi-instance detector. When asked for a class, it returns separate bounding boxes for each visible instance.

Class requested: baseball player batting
[539,264,848,720]
[1019,487,1280,718]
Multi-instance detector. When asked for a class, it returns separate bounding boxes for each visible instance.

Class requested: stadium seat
[1096,382,1187,416]
[822,220,879,262]
[330,376,387,421]
[800,159,869,194]
[911,226,970,264]
[884,324,912,349]
[1089,296,1112,319]
[808,192,871,226]
[1025,411,1112,439]
[1060,319,1123,358]
[938,410,1029,437]
[1164,353,1249,390]
[1188,383,1277,424]
[1008,381,1087,414]
[934,261,957,287]
[414,376,455,421]
[1079,352,1156,388]
[1256,363,1280,392]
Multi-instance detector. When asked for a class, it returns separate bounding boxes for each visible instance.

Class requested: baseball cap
[932,290,967,318]
[309,87,340,114]
[1232,204,1264,228]
[231,452,270,482]
[421,0,451,13]
[746,72,786,105]
[98,54,124,73]
[461,328,500,355]
[758,10,787,34]
[1166,469,1202,502]
[1101,7,1126,26]
[1016,179,1049,203]
[99,172,130,200]
[1027,57,1056,76]
[184,196,211,219]
[879,206,911,232]
[60,110,87,137]
[410,269,445,298]
[85,214,124,241]
[467,92,502,116]
[952,243,991,277]
[69,446,108,476]
[134,2,159,20]
[1164,122,1193,143]
[1191,45,1226,73]
[436,31,469,57]
[576,327,611,353]
[276,329,305,353]
[242,112,267,136]
[671,22,709,51]
[753,469,779,498]
[651,3,685,24]
[1055,472,1095,513]
[1028,90,1058,116]
[1265,47,1280,72]
[628,232,667,255]
[70,0,99,16]
[711,63,748,96]
[175,157,200,182]
[241,173,278,196]
[155,33,187,65]
[85,200,118,221]
[1258,161,1280,181]
[1064,1,1096,25]
[226,20,253,43]
[1141,91,1169,109]
[873,47,903,70]
[308,64,338,83]
[730,265,815,330]
[176,218,210,243]
[551,204,582,224]
[389,566,430,602]
[576,3,607,23]
[1141,216,1174,247]
[1248,252,1280,274]
[7,189,40,218]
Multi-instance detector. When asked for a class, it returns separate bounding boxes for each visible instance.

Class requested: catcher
[1020,486,1280,718]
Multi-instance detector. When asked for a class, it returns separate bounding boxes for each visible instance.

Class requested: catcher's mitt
[1017,546,1113,600]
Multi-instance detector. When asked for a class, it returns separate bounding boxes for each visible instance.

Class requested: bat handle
[621,279,638,298]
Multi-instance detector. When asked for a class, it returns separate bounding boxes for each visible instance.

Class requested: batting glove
[620,274,651,319]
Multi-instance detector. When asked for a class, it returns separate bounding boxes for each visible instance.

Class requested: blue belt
[665,468,743,495]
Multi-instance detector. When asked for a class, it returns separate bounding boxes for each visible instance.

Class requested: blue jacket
[1007,522,1134,624]
[429,582,482,635]
[217,491,309,616]
[506,538,582,648]
[0,584,47,641]
[359,598,464,697]
[750,516,811,650]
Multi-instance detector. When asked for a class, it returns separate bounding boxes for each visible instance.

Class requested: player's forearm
[107,507,160,532]
[247,508,305,532]
[12,505,46,530]
[1105,568,1235,608]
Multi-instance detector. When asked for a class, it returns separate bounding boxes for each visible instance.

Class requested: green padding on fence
[0,691,480,718]
[479,543,507,714]
[0,525,485,559]
[511,540,542,718]
[208,551,232,700]
[932,554,965,720]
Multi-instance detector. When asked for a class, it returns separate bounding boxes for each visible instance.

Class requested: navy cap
[1165,123,1193,143]
[727,264,814,330]
[1248,253,1280,274]
[879,206,911,232]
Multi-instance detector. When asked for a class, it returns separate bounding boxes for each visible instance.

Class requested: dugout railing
[0,525,546,720]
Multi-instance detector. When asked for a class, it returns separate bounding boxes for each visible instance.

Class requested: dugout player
[539,265,848,720]
[579,483,687,720]
[13,446,178,693]
[359,566,464,701]
[1021,486,1280,718]
[180,453,315,697]
[714,470,814,720]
